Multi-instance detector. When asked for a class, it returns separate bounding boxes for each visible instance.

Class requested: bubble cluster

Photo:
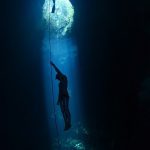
[43,0,74,37]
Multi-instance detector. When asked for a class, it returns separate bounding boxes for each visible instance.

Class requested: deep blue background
[1,0,150,149]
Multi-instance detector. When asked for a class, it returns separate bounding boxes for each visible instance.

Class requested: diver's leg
[65,98,71,125]
[60,101,68,127]
[64,98,71,130]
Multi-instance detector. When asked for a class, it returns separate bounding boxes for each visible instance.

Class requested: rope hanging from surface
[48,0,61,148]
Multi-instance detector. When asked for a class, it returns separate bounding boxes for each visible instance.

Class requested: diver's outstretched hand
[50,61,62,75]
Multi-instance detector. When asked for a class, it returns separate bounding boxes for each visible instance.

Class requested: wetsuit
[58,74,71,128]
[50,61,71,130]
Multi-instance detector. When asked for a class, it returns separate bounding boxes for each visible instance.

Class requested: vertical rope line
[48,0,61,148]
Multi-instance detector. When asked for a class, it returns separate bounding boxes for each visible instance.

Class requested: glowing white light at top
[43,0,74,37]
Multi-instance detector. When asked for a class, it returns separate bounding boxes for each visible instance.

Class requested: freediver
[50,61,71,131]
[51,0,56,13]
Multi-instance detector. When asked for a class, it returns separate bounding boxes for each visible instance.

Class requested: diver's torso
[59,75,69,98]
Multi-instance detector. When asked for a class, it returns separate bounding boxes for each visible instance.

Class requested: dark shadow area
[1,0,52,150]
[73,0,150,149]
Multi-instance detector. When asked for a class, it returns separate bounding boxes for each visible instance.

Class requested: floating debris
[74,142,85,150]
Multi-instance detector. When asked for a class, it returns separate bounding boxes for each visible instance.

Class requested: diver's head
[56,74,61,80]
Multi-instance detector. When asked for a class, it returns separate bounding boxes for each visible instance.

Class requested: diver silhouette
[51,0,55,13]
[50,61,71,131]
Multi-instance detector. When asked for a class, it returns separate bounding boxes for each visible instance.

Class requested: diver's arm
[50,61,63,76]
